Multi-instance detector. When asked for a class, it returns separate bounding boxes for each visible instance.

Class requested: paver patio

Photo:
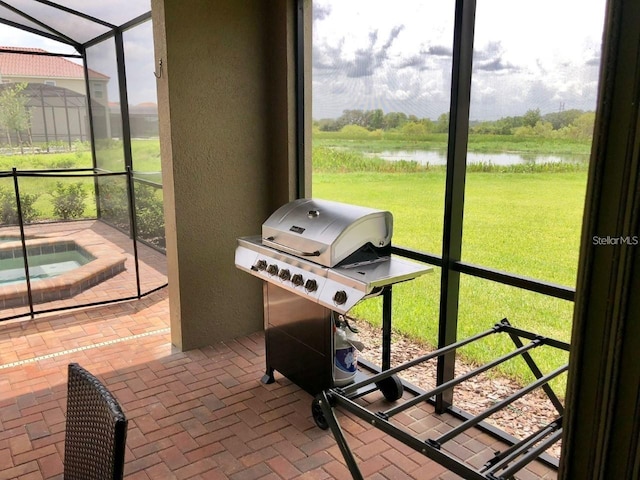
[0,221,557,479]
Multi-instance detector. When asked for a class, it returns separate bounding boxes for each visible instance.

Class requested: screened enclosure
[0,1,166,321]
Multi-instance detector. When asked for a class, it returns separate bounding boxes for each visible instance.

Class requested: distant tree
[420,118,434,133]
[542,109,584,130]
[383,111,408,130]
[433,113,449,133]
[340,109,368,127]
[572,112,596,140]
[317,118,341,132]
[0,83,32,150]
[522,108,542,127]
[366,109,384,130]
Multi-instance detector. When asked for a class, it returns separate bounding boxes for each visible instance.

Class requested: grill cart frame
[313,319,570,480]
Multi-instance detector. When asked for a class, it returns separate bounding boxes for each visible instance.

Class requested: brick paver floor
[0,289,558,479]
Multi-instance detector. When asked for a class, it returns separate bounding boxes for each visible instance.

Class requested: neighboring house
[0,46,110,146]
[0,47,108,104]
[110,101,159,139]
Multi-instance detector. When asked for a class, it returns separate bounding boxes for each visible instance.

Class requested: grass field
[313,142,588,390]
[314,131,593,155]
[0,140,162,219]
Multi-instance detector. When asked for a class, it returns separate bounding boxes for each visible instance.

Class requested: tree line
[314,108,595,140]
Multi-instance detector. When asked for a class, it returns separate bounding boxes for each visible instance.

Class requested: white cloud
[313,0,606,120]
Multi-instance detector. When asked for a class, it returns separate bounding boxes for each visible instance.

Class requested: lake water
[365,149,587,166]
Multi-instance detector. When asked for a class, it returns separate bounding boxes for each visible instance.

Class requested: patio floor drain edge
[0,327,170,369]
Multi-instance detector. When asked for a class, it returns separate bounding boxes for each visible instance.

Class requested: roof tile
[0,47,109,80]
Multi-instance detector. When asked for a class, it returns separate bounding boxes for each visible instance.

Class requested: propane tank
[333,315,362,386]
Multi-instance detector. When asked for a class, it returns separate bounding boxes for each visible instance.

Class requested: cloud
[427,45,452,57]
[313,25,405,78]
[397,54,425,69]
[312,41,346,73]
[473,41,520,73]
[313,4,332,21]
[395,45,452,72]
[310,0,603,120]
[475,58,520,72]
[585,56,600,66]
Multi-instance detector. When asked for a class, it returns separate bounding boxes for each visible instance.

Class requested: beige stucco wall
[152,0,299,350]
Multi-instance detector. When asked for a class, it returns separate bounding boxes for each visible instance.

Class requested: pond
[365,149,588,166]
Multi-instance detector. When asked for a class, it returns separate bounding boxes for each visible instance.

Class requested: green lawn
[314,131,592,155]
[0,139,162,221]
[313,149,586,391]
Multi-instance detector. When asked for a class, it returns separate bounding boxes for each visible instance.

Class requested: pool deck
[0,289,558,479]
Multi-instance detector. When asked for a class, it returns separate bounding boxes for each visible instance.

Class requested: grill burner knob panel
[255,259,268,271]
[236,238,389,314]
[333,290,348,305]
[305,279,318,292]
[279,269,291,281]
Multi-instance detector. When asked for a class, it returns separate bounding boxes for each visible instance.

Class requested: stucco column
[151,0,299,349]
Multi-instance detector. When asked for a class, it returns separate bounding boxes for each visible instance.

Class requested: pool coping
[0,237,127,308]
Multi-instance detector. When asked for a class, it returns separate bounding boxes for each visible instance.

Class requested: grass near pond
[314,131,593,156]
[313,145,586,391]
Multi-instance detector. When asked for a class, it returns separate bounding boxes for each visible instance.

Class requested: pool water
[0,236,21,244]
[0,251,93,285]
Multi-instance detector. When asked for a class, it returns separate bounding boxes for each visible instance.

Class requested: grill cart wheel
[376,374,404,401]
[311,397,330,430]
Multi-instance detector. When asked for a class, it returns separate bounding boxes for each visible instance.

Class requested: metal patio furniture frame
[314,319,570,480]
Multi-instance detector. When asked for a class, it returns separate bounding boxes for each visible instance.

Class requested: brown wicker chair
[64,363,128,480]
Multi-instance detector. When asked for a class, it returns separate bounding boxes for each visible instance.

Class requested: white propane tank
[333,315,361,386]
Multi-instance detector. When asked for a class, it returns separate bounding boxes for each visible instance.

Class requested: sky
[0,0,156,106]
[0,1,606,120]
[312,0,607,121]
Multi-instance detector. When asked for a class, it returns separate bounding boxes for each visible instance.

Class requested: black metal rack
[312,319,570,480]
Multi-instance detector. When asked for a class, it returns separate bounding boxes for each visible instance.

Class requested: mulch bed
[349,316,563,460]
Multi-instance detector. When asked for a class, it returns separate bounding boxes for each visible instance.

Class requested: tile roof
[0,47,109,80]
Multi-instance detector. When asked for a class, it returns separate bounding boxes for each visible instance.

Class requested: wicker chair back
[64,363,128,480]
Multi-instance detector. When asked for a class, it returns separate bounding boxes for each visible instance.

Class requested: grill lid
[261,198,392,267]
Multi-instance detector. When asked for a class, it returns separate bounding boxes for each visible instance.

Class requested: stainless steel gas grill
[235,198,431,394]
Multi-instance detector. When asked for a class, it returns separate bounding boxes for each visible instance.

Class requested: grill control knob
[266,264,279,276]
[255,259,268,271]
[333,290,348,305]
[291,274,304,287]
[304,279,318,292]
[278,269,291,281]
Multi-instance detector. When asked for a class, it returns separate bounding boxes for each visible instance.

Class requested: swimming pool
[0,237,127,308]
[0,235,22,244]
[0,250,94,285]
